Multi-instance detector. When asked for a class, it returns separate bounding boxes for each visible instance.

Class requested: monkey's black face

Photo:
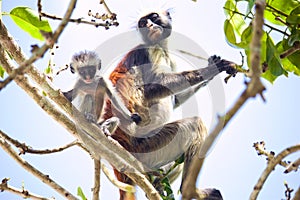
[78,65,96,84]
[138,12,172,45]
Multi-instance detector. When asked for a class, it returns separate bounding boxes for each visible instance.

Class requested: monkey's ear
[70,63,75,74]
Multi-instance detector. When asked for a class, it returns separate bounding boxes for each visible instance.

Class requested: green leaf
[224,0,247,36]
[0,66,5,78]
[10,7,52,41]
[266,35,284,76]
[288,28,300,46]
[77,187,87,200]
[239,25,252,49]
[286,5,300,24]
[261,70,278,84]
[175,154,184,164]
[264,0,299,25]
[224,19,238,48]
[246,0,255,16]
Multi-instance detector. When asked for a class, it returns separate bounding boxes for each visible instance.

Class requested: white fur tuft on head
[71,51,101,70]
[127,0,175,30]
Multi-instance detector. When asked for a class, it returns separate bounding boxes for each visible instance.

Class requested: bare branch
[0,130,79,155]
[38,0,118,29]
[92,159,101,200]
[181,1,267,199]
[253,141,291,168]
[0,137,78,199]
[0,178,52,200]
[284,181,294,200]
[280,41,300,59]
[249,144,300,200]
[0,0,77,91]
[284,157,300,174]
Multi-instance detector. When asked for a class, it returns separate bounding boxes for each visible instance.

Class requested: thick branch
[0,29,160,199]
[181,1,266,199]
[0,137,77,199]
[249,144,300,200]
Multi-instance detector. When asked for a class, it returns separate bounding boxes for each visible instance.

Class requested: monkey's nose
[146,19,154,28]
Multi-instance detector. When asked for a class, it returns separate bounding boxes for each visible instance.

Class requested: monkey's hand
[208,55,238,75]
[131,113,142,124]
[84,111,97,123]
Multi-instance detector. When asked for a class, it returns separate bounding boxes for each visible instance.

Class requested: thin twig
[0,130,79,155]
[284,157,300,174]
[249,144,300,200]
[253,141,291,168]
[99,0,114,18]
[280,41,300,59]
[284,181,294,200]
[0,178,52,200]
[92,159,101,200]
[223,6,289,36]
[0,137,78,199]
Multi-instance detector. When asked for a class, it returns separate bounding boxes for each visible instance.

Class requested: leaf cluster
[224,0,300,83]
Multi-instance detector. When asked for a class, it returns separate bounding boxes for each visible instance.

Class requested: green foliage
[77,187,87,200]
[9,7,52,41]
[223,0,300,83]
[0,66,5,78]
[160,177,175,200]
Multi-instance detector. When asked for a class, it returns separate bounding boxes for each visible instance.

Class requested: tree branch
[0,130,79,155]
[249,144,300,200]
[292,187,300,200]
[92,159,101,200]
[0,22,161,200]
[181,1,266,199]
[0,137,78,199]
[0,178,52,200]
[0,0,77,91]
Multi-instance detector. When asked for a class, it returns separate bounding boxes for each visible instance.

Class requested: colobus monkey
[103,11,236,200]
[63,51,141,128]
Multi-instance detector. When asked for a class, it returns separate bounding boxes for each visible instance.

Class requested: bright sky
[0,0,299,200]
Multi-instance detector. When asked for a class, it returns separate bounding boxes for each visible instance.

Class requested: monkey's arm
[63,89,75,101]
[101,78,141,124]
[144,55,237,101]
[173,81,207,109]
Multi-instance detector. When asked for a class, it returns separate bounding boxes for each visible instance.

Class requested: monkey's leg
[80,94,97,122]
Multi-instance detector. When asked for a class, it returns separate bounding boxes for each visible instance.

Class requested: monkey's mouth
[84,79,93,84]
[148,26,163,39]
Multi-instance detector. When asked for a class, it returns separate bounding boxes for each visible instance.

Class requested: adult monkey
[103,10,237,200]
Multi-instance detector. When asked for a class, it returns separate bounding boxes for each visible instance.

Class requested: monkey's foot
[197,188,223,200]
[100,117,120,136]
[208,55,238,75]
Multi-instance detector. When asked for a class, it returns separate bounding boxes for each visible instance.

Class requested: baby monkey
[63,51,141,133]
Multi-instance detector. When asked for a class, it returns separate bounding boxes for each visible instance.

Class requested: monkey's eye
[138,18,147,28]
[149,13,159,22]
